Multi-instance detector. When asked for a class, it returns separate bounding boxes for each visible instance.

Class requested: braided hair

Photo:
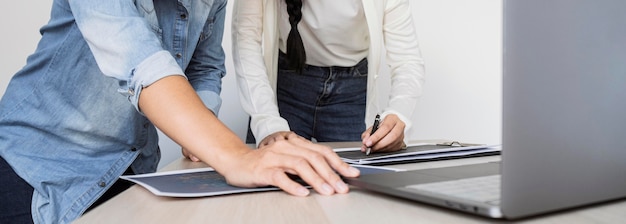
[284,0,306,73]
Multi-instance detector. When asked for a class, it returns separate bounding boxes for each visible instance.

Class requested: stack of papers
[120,165,401,198]
[336,143,501,165]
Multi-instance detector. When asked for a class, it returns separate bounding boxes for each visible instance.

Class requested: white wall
[408,0,502,144]
[1,3,52,96]
[1,1,501,169]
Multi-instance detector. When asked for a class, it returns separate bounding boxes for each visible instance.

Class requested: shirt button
[180,14,187,19]
[99,182,106,187]
[175,53,182,58]
[131,147,137,152]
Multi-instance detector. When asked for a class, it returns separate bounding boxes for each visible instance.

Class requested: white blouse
[232,0,425,144]
[277,0,370,67]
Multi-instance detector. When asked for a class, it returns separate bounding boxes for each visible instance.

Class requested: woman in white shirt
[232,0,425,153]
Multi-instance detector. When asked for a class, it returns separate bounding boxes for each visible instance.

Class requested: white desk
[75,142,626,224]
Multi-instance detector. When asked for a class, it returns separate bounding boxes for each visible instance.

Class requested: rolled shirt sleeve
[185,0,228,115]
[126,52,186,112]
[68,0,185,112]
[196,90,222,115]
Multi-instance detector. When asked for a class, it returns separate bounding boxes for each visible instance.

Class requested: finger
[181,148,201,162]
[272,139,354,194]
[284,138,359,190]
[181,148,191,160]
[258,146,336,195]
[260,136,275,147]
[259,135,275,147]
[366,115,407,153]
[364,119,394,148]
[261,138,272,147]
[259,135,276,146]
[372,124,405,152]
[361,128,372,152]
[304,142,360,179]
[261,131,293,147]
[283,131,307,142]
[269,169,311,197]
[289,157,340,195]
[361,127,371,140]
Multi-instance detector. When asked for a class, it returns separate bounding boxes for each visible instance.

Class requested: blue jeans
[276,52,368,142]
[245,53,368,143]
[0,155,134,223]
[0,156,33,224]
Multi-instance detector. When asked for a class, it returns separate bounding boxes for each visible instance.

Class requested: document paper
[336,143,501,165]
[121,165,401,197]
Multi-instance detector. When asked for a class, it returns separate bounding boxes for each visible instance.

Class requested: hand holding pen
[365,115,381,155]
[362,114,407,155]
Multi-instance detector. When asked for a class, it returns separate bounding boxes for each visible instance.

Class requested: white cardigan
[232,0,425,144]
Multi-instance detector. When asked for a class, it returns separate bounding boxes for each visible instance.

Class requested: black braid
[285,0,306,73]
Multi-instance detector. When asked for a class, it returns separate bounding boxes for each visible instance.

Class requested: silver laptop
[345,0,626,219]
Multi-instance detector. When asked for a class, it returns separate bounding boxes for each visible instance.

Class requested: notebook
[345,0,626,219]
[336,142,500,165]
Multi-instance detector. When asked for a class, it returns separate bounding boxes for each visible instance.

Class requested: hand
[220,132,360,196]
[361,114,406,153]
[182,147,201,162]
[138,76,358,197]
[258,131,295,147]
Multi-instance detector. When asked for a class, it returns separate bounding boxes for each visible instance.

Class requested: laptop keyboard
[405,175,501,205]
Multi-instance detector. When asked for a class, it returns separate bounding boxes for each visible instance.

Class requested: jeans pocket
[353,58,369,77]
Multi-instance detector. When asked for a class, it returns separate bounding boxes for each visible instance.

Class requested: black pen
[366,114,381,156]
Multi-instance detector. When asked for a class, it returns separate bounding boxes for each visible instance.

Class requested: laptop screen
[502,0,626,218]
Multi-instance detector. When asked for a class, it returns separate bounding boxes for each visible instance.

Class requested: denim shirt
[0,0,226,223]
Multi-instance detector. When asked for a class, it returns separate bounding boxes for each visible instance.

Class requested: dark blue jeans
[276,52,368,142]
[1,156,34,224]
[246,53,368,144]
[0,156,134,223]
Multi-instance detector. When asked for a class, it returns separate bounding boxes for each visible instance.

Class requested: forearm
[138,75,248,173]
[231,0,290,142]
[383,0,425,130]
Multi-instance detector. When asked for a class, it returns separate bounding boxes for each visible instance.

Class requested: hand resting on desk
[183,132,360,196]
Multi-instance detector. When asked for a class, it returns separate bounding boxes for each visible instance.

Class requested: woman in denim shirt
[0,1,359,223]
